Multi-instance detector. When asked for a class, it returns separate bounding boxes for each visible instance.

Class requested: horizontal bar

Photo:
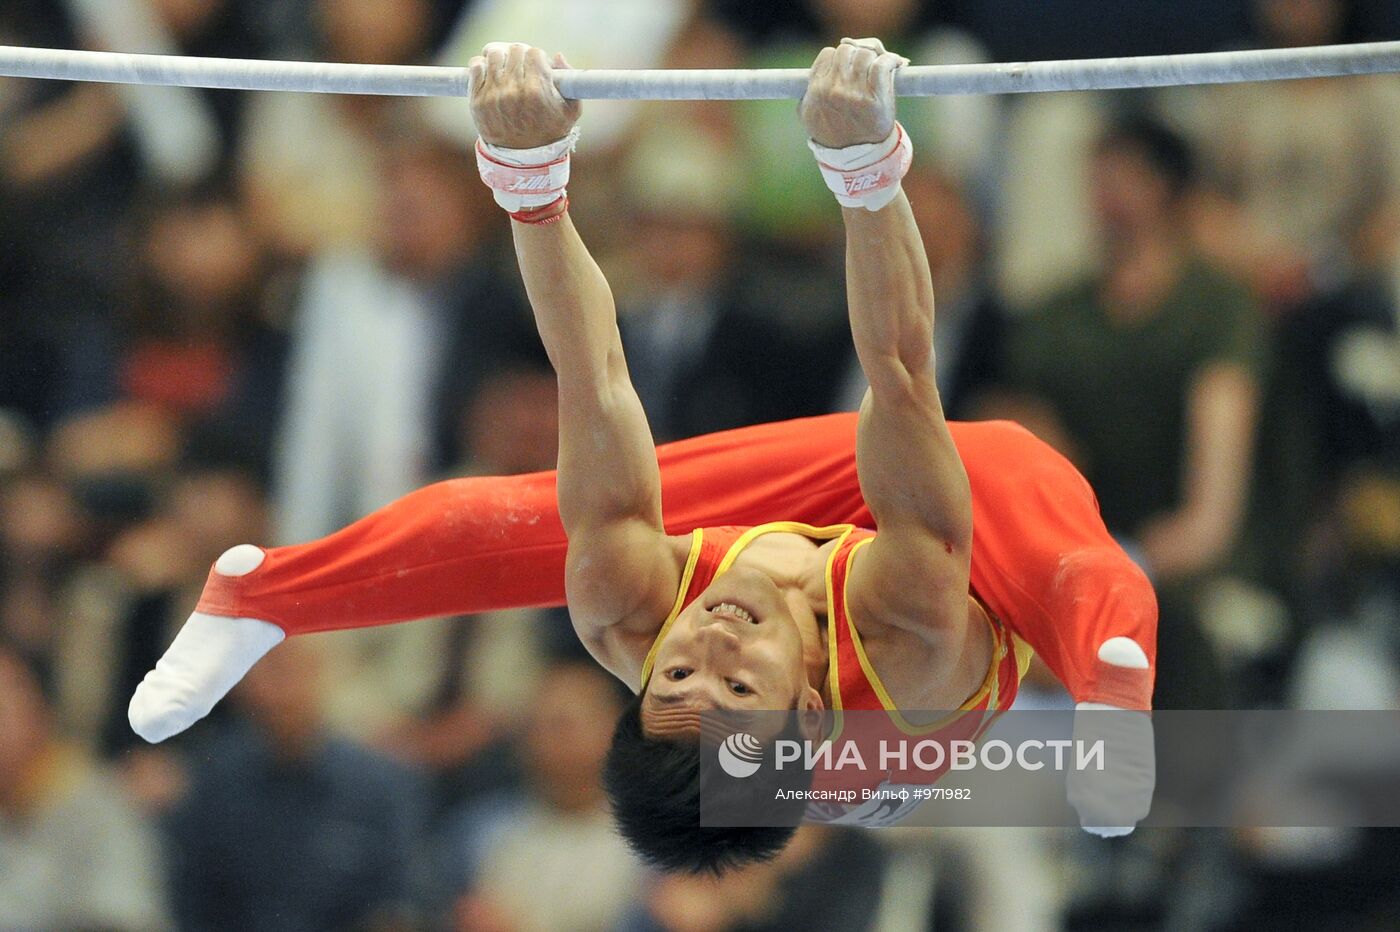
[1,41,1398,100]
[0,45,469,97]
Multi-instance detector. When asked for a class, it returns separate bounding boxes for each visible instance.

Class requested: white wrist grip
[476,127,579,211]
[808,123,912,211]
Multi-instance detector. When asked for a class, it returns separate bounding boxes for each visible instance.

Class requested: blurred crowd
[2,0,1400,929]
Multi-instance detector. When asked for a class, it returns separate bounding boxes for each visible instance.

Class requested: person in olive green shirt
[1000,115,1264,709]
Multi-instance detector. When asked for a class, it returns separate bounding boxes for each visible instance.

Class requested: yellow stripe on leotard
[833,538,1020,735]
[639,522,857,688]
[639,529,704,687]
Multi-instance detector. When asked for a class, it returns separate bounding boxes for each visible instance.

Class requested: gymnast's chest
[725,531,838,617]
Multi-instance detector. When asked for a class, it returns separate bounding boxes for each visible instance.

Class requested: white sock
[128,545,285,743]
[128,612,285,742]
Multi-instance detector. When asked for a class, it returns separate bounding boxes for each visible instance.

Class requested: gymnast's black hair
[1096,113,1198,203]
[602,694,812,875]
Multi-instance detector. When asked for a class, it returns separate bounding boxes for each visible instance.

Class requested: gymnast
[130,39,1158,872]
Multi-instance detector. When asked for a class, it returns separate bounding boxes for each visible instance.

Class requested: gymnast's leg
[129,412,870,741]
[130,411,1156,745]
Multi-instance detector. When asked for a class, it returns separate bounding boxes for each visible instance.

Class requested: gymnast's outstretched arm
[469,43,681,686]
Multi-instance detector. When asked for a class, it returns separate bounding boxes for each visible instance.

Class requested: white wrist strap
[808,123,913,211]
[476,126,580,212]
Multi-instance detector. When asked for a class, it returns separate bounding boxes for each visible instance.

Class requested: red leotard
[640,521,1031,820]
[195,413,1156,709]
[636,522,1029,716]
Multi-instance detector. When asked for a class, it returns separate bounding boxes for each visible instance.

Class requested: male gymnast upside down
[130,38,1158,872]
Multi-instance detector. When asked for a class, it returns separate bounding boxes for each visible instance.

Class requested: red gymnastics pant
[197,413,1157,709]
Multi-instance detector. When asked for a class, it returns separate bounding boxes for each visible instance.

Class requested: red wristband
[509,195,568,225]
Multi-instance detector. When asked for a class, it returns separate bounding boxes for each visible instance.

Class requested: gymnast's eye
[665,668,690,681]
[729,680,751,696]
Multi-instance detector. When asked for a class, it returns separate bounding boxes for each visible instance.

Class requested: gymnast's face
[642,566,818,737]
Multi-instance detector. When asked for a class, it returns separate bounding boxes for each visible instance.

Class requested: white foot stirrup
[128,545,285,743]
[1068,637,1155,837]
[128,613,285,742]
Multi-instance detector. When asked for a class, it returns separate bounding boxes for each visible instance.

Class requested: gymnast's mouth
[706,600,760,625]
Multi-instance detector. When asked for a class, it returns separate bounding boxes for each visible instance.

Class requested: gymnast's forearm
[512,214,664,537]
[841,193,970,547]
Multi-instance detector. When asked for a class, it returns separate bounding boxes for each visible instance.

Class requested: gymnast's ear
[797,685,825,741]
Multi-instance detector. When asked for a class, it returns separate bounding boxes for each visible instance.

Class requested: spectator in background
[167,637,427,932]
[134,0,278,158]
[1182,0,1400,308]
[1179,0,1400,610]
[0,0,267,430]
[995,116,1263,709]
[0,4,143,426]
[118,185,285,468]
[273,134,535,544]
[605,20,856,439]
[323,362,565,794]
[614,120,828,441]
[833,167,1005,419]
[622,826,887,932]
[439,661,641,932]
[28,404,183,743]
[62,0,227,187]
[239,0,437,256]
[0,473,89,689]
[0,641,171,931]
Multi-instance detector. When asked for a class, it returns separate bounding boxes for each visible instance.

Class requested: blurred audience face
[0,412,33,476]
[1089,144,1178,243]
[235,639,326,757]
[0,647,50,801]
[903,169,980,292]
[1254,0,1348,47]
[46,404,181,530]
[315,0,431,64]
[143,198,261,327]
[813,0,919,40]
[169,469,268,565]
[664,17,744,70]
[462,368,559,474]
[46,404,180,480]
[0,475,84,566]
[633,216,731,293]
[148,0,228,42]
[379,141,490,280]
[523,663,624,812]
[0,477,83,650]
